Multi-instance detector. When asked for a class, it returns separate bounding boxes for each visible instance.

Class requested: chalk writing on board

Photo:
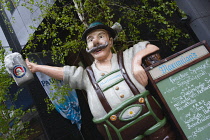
[156,58,210,140]
[168,59,210,88]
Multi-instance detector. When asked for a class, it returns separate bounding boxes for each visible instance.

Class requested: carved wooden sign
[145,41,210,140]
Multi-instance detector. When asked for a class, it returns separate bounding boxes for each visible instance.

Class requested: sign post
[145,40,210,140]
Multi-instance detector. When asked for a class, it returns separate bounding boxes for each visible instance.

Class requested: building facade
[175,0,210,45]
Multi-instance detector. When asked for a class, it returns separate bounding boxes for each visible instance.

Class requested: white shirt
[63,41,149,119]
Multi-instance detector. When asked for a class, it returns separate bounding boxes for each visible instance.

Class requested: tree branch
[73,0,88,27]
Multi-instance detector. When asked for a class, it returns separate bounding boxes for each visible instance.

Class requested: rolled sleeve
[124,41,150,62]
[122,41,149,92]
[63,66,71,85]
[63,65,86,90]
[132,41,150,55]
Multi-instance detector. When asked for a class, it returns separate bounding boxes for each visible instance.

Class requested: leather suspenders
[117,51,140,95]
[86,51,140,113]
[86,67,112,112]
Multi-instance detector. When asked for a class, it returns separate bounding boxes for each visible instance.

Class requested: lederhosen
[86,51,167,140]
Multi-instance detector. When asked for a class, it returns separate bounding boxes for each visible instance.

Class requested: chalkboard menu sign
[145,41,210,140]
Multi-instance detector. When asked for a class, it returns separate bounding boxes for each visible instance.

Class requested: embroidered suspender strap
[86,66,112,113]
[117,51,140,95]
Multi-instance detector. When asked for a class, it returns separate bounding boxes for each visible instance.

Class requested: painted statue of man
[26,22,176,139]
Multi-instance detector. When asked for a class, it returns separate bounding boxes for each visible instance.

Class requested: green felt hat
[82,21,116,41]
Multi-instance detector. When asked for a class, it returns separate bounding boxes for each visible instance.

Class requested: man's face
[86,29,113,61]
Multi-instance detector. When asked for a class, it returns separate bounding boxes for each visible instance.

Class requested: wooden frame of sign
[145,40,210,140]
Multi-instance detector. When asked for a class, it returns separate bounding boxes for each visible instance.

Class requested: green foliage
[21,0,192,64]
[23,0,87,64]
[0,48,12,99]
[110,0,190,50]
[0,48,34,140]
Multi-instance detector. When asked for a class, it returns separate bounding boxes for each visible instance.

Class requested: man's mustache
[86,42,108,53]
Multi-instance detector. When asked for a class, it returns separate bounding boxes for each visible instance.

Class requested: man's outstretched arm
[26,59,64,80]
[132,44,159,86]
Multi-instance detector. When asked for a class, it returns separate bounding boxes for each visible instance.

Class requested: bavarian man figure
[26,22,176,139]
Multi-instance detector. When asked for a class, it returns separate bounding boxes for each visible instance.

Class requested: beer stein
[4,52,34,86]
